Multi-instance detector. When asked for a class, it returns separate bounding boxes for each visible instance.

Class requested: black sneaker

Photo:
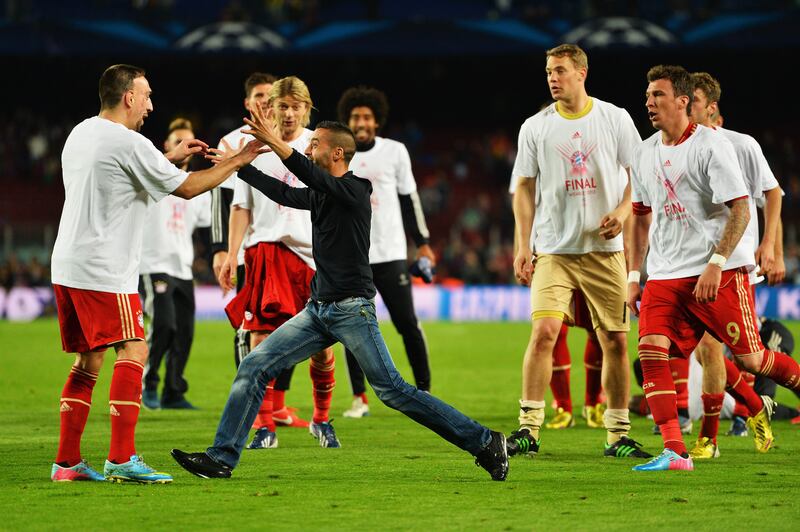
[170,449,232,478]
[506,428,540,457]
[603,436,653,458]
[474,431,509,481]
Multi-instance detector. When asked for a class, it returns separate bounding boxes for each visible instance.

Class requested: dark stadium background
[2,0,799,291]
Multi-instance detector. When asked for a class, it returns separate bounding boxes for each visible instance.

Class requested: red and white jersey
[233,128,314,268]
[350,136,425,263]
[218,126,253,191]
[140,192,211,280]
[631,125,754,280]
[52,116,188,293]
[510,98,641,254]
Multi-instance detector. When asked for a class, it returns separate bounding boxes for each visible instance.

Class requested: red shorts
[639,268,762,358]
[225,242,315,333]
[54,284,145,353]
[571,290,592,331]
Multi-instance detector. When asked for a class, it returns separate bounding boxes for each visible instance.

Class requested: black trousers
[233,264,295,391]
[139,273,195,403]
[345,259,431,394]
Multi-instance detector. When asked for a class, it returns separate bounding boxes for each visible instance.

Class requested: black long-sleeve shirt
[237,149,376,302]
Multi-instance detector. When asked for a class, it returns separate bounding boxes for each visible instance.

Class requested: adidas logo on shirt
[664,160,672,167]
[572,131,581,139]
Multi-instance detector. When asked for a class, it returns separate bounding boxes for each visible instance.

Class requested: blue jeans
[206,297,491,468]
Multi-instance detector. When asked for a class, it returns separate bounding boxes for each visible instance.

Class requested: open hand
[242,105,280,146]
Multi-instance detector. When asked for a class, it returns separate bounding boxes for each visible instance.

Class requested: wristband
[627,271,641,283]
[709,253,727,268]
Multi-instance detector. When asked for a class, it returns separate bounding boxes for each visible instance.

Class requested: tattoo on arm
[715,199,750,258]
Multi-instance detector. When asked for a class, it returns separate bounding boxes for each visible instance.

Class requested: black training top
[237,149,376,302]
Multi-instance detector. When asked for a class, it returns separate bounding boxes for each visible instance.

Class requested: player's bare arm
[755,186,782,276]
[512,177,536,286]
[599,178,632,240]
[626,211,651,317]
[770,218,786,285]
[693,197,750,303]
[219,206,251,295]
[173,140,267,199]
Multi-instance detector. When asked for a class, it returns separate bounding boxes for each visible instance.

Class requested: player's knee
[531,323,560,352]
[734,352,762,373]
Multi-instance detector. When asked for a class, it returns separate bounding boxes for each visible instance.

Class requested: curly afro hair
[337,86,390,129]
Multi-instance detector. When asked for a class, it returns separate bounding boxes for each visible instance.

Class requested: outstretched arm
[237,164,312,210]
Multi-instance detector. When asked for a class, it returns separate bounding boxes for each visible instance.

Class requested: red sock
[310,357,335,423]
[639,344,686,455]
[670,356,689,411]
[758,349,800,391]
[699,392,724,443]
[550,324,572,412]
[56,366,98,466]
[584,333,603,406]
[357,393,368,404]
[108,360,144,464]
[253,380,276,431]
[732,399,750,419]
[724,357,762,416]
[273,389,286,412]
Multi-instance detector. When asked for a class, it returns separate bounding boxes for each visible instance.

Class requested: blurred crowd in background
[1,110,799,289]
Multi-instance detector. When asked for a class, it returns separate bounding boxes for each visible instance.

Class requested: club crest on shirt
[154,280,168,294]
[655,169,688,223]
[556,138,598,197]
[245,311,253,321]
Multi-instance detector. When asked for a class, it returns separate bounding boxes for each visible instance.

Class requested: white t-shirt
[717,127,780,284]
[218,126,253,190]
[350,137,425,263]
[140,192,211,280]
[631,125,754,280]
[510,98,641,254]
[52,116,188,293]
[213,127,252,264]
[233,129,314,268]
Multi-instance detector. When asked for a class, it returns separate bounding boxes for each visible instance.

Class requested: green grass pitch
[2,318,800,530]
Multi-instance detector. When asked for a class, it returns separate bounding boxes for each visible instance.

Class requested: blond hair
[546,43,588,70]
[269,76,313,127]
[167,117,193,134]
[691,71,722,104]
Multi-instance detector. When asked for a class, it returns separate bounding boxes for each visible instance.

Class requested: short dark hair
[244,72,277,98]
[316,120,356,164]
[647,64,693,116]
[99,64,146,110]
[337,86,390,129]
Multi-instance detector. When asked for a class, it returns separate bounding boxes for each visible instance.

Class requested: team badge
[137,310,144,328]
[154,280,169,294]
[245,311,253,321]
